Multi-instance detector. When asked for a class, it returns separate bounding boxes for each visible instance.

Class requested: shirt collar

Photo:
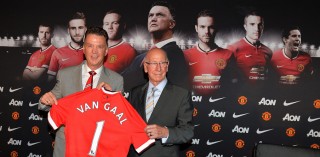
[148,78,167,92]
[155,38,175,48]
[82,61,103,75]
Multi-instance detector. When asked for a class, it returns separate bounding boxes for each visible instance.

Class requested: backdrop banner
[0,0,319,157]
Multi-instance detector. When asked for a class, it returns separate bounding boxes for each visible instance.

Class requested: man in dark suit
[128,48,194,157]
[121,1,189,91]
[38,26,123,157]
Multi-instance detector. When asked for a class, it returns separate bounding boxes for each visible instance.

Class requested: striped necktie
[145,87,157,122]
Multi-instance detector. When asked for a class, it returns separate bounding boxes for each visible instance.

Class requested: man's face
[68,19,87,44]
[103,13,123,40]
[195,16,216,44]
[244,15,264,41]
[284,29,301,52]
[38,26,52,46]
[83,34,108,70]
[147,6,175,33]
[144,49,168,86]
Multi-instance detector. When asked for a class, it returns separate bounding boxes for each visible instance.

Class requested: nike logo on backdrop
[27,141,41,146]
[189,62,198,66]
[308,116,320,122]
[8,126,22,132]
[256,128,273,134]
[29,102,39,107]
[206,140,223,145]
[209,97,226,103]
[283,100,300,106]
[61,58,70,62]
[9,87,23,93]
[233,112,249,118]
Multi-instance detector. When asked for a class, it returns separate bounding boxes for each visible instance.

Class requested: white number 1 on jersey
[88,121,105,156]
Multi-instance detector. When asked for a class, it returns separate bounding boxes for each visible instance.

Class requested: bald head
[144,48,168,63]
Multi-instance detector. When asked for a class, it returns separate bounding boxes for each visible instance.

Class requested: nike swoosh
[233,112,249,118]
[62,58,70,61]
[283,100,300,106]
[29,102,39,107]
[8,126,22,132]
[256,128,273,134]
[9,87,23,93]
[308,116,320,122]
[194,124,200,127]
[209,97,226,103]
[276,65,284,68]
[245,54,252,58]
[189,62,198,66]
[27,141,41,146]
[206,140,223,145]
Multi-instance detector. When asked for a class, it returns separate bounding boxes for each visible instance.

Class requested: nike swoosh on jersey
[233,112,249,118]
[209,97,226,103]
[29,102,39,107]
[9,87,23,93]
[276,65,284,68]
[61,58,70,61]
[206,140,223,145]
[245,54,252,58]
[194,124,200,127]
[308,116,320,122]
[283,100,300,106]
[8,126,22,132]
[189,62,198,66]
[27,141,41,146]
[256,128,273,134]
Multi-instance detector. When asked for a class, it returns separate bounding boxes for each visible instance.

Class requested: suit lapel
[98,67,109,85]
[140,84,148,121]
[74,64,83,91]
[148,83,172,123]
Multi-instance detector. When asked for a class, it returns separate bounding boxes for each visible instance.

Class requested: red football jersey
[104,41,137,73]
[48,89,155,157]
[47,45,84,76]
[227,38,272,84]
[270,49,313,85]
[184,44,234,95]
[26,45,56,69]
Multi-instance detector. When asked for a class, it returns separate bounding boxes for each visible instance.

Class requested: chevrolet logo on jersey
[193,74,220,84]
[280,75,299,84]
[250,66,265,74]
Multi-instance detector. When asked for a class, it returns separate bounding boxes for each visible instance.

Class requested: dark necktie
[84,71,96,90]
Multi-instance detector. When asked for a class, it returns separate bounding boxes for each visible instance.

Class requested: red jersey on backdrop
[104,41,137,73]
[26,45,56,69]
[227,38,272,84]
[184,44,234,95]
[270,49,313,85]
[48,88,155,157]
[47,45,84,76]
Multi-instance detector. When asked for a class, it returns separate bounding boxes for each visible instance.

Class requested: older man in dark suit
[128,48,194,157]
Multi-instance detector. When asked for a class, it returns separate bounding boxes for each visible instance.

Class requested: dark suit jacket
[121,41,189,91]
[128,81,194,157]
[38,62,123,157]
